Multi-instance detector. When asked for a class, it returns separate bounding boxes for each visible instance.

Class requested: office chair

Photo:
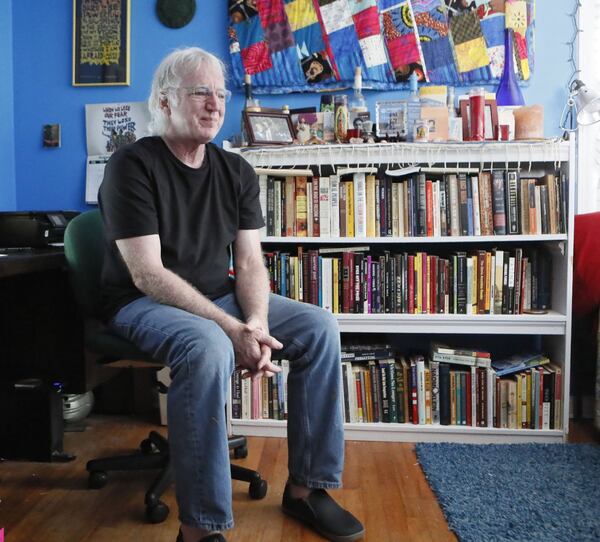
[63,210,267,523]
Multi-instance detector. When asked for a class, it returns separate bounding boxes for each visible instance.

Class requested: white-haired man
[98,47,364,542]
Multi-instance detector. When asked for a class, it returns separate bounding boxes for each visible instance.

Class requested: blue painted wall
[0,0,16,211]
[10,3,571,211]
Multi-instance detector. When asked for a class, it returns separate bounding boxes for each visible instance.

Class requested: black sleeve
[98,145,159,241]
[238,154,265,230]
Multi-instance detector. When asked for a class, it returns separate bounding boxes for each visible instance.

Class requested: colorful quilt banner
[227,0,535,93]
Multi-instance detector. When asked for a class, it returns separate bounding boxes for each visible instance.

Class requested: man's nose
[205,91,220,109]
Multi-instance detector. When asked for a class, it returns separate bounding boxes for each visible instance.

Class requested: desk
[0,248,86,392]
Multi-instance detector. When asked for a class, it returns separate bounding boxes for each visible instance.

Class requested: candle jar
[469,87,486,141]
[513,105,544,140]
[334,95,349,143]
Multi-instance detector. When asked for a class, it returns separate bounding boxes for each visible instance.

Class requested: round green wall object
[156,0,196,29]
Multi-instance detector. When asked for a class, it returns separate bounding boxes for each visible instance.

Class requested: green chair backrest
[64,210,105,319]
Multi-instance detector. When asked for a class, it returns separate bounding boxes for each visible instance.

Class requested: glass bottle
[350,67,367,113]
[406,71,420,142]
[243,73,260,112]
[496,29,525,107]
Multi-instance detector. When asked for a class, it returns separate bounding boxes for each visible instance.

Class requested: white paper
[84,101,151,204]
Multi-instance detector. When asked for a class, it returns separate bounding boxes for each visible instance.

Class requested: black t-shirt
[98,136,264,320]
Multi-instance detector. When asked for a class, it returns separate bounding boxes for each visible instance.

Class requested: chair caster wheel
[233,445,248,459]
[88,470,108,489]
[140,438,156,454]
[249,478,267,500]
[146,500,169,523]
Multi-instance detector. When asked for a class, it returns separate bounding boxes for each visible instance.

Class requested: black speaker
[0,379,68,461]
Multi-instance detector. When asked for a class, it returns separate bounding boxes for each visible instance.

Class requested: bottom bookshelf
[230,419,565,444]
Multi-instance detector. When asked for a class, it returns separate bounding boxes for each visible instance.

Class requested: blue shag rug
[415,443,600,542]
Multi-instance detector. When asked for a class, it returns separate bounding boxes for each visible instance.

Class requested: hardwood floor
[1,415,597,542]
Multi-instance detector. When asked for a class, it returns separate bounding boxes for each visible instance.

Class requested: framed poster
[72,0,130,86]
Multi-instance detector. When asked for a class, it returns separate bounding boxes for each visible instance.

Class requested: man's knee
[175,322,235,380]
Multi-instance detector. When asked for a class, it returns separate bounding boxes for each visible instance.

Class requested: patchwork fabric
[413,4,454,83]
[359,33,389,67]
[382,1,427,82]
[449,11,484,46]
[241,41,273,74]
[256,0,287,25]
[353,6,380,39]
[454,37,490,73]
[227,0,536,93]
[285,0,319,31]
[319,0,353,34]
[264,20,295,52]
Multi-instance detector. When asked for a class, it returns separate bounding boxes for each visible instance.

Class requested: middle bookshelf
[231,139,573,444]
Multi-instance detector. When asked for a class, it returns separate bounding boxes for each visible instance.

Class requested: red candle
[469,88,485,141]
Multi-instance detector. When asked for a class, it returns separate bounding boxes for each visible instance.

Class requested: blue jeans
[110,293,344,531]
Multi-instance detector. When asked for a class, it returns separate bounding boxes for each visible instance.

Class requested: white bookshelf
[232,139,575,444]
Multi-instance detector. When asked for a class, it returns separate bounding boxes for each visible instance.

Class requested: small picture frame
[460,98,499,141]
[243,111,295,146]
[375,100,408,138]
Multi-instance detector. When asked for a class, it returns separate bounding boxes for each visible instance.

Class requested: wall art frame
[72,0,130,86]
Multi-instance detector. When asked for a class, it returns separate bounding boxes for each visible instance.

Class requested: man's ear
[159,95,171,114]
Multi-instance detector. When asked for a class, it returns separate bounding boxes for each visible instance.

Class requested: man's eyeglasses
[180,86,232,103]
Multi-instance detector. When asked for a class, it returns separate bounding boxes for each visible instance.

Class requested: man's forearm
[134,267,240,334]
[235,262,271,329]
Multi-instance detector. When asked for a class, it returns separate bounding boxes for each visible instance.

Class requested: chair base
[86,431,267,523]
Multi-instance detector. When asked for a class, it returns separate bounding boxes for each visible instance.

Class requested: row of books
[264,247,552,314]
[230,346,562,431]
[340,354,562,430]
[259,170,568,239]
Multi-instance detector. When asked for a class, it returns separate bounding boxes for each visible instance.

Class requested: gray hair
[148,47,227,136]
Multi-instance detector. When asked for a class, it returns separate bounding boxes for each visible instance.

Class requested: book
[353,173,367,237]
[491,170,507,235]
[284,176,296,236]
[312,177,320,237]
[330,175,340,237]
[431,352,491,368]
[492,352,551,377]
[505,170,520,234]
[439,363,451,425]
[295,176,308,236]
[478,171,494,236]
[319,176,331,237]
[258,174,267,235]
[432,343,491,358]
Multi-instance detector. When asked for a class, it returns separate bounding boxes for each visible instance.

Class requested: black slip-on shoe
[176,530,226,542]
[281,483,365,542]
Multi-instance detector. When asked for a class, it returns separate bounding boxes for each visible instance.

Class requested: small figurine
[296,118,311,144]
[307,128,325,145]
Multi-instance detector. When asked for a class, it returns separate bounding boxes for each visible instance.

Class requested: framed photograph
[375,100,408,138]
[72,0,130,86]
[420,105,449,141]
[460,98,499,141]
[243,111,295,146]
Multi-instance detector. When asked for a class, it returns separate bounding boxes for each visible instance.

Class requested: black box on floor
[0,379,64,461]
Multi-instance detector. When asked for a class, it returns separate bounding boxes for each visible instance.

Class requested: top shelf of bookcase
[261,234,568,244]
[240,139,571,169]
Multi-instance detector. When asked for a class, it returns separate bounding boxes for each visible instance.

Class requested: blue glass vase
[496,29,525,106]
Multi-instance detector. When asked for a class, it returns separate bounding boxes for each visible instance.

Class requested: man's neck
[161,135,206,169]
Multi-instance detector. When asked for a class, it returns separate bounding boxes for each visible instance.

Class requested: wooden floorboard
[1,415,596,542]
